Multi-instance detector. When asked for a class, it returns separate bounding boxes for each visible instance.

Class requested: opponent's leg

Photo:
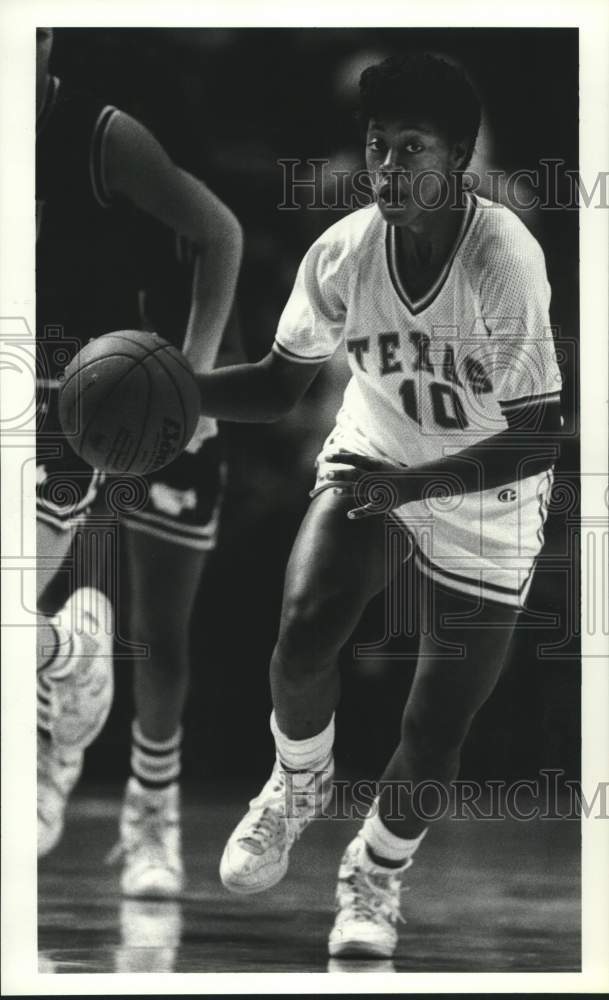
[221,488,399,893]
[125,527,207,741]
[37,518,114,857]
[329,581,518,958]
[37,519,75,682]
[37,519,74,605]
[110,435,224,897]
[112,524,208,898]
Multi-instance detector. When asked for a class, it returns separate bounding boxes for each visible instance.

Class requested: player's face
[365,117,465,227]
[36,28,54,116]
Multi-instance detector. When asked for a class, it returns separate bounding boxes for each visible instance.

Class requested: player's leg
[220,486,399,894]
[37,517,75,685]
[37,518,74,605]
[376,582,517,839]
[126,531,206,742]
[329,579,518,958]
[112,437,223,898]
[36,433,114,858]
[37,525,114,856]
[111,527,206,898]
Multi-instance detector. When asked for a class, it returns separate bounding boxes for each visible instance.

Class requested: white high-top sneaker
[110,778,184,899]
[37,730,83,857]
[220,757,334,894]
[37,588,114,858]
[328,833,411,958]
[45,587,114,752]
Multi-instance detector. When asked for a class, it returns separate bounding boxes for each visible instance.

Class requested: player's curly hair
[359,52,482,169]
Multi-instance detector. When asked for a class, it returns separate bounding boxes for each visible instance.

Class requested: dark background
[45,28,579,786]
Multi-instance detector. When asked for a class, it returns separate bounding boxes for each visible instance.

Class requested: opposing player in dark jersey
[36,28,242,873]
[190,53,562,957]
[106,227,243,898]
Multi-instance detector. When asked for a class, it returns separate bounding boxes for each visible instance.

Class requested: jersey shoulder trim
[272,340,333,365]
[90,105,120,208]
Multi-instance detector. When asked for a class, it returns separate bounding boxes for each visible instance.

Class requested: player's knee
[277,586,352,664]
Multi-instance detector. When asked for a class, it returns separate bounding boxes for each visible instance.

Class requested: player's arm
[325,402,562,518]
[195,237,344,422]
[103,111,242,374]
[196,350,324,422]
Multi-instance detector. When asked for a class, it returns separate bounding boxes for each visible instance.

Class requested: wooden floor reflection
[38,783,580,974]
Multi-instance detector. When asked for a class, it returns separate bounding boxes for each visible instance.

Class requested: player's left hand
[324,451,410,519]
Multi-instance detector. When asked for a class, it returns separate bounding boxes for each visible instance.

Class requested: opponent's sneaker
[219,757,334,894]
[44,588,114,752]
[109,778,184,899]
[37,730,83,858]
[328,834,410,958]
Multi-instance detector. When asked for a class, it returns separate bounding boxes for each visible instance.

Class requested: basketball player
[36,28,242,872]
[193,53,562,957]
[107,230,243,898]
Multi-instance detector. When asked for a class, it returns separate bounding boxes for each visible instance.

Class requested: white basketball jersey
[273,194,561,469]
[273,195,562,607]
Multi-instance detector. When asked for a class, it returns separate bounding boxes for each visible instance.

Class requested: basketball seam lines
[77,356,153,471]
[60,338,196,473]
[59,335,190,394]
[146,351,190,455]
[127,361,154,474]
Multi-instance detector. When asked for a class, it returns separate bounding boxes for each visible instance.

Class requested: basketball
[58,330,200,474]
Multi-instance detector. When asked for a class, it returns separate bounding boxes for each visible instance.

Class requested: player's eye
[366,137,385,152]
[404,141,424,154]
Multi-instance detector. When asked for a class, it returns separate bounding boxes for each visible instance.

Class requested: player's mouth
[376,174,410,213]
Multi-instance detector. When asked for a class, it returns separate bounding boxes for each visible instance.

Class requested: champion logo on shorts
[497,488,517,503]
[149,482,197,517]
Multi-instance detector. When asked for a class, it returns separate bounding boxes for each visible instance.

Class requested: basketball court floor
[38,781,580,975]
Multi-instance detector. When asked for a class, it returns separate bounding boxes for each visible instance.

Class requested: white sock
[362,798,427,866]
[270,711,334,784]
[131,720,182,789]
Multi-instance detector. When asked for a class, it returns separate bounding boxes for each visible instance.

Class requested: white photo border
[1,0,607,993]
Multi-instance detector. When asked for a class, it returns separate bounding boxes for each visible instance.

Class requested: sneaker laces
[107,800,178,869]
[337,863,406,927]
[239,770,292,853]
[242,804,286,853]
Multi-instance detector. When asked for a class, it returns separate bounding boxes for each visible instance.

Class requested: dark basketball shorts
[36,386,226,549]
[36,384,104,531]
[118,434,227,551]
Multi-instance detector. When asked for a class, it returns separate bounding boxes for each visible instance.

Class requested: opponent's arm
[104,111,243,374]
[196,350,324,423]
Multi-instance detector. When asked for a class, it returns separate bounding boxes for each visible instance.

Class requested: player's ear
[450,139,468,171]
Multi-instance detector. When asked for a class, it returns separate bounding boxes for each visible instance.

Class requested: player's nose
[381,148,398,171]
[380,146,401,170]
